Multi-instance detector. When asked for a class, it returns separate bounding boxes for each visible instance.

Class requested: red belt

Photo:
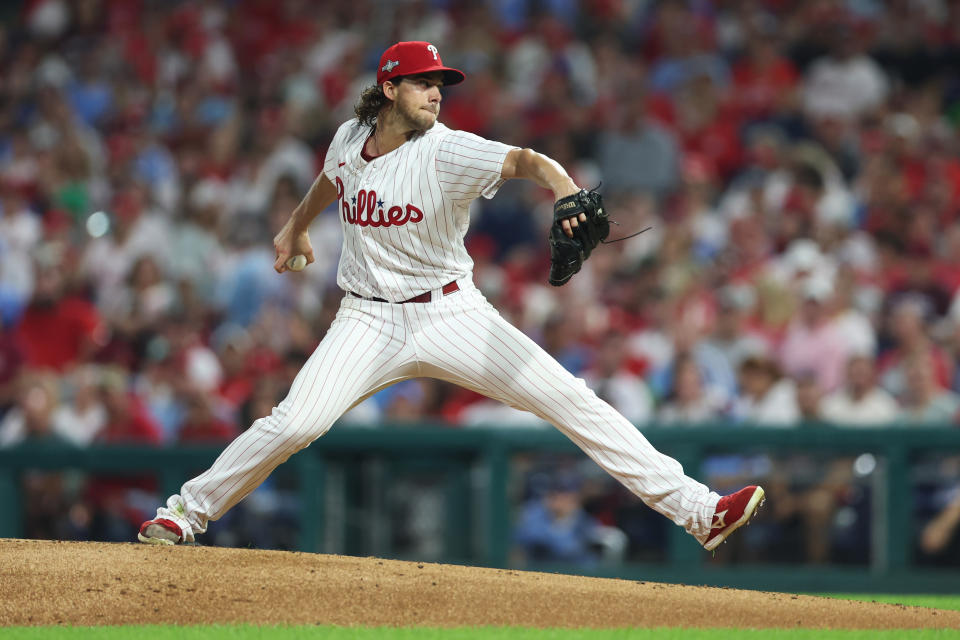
[349,281,459,304]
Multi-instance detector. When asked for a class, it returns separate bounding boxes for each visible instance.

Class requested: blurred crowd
[3,0,960,560]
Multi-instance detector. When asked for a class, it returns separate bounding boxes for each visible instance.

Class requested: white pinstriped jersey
[321,119,516,303]
[165,111,725,552]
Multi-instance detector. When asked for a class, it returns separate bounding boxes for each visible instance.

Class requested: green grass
[5,598,960,639]
[3,627,960,640]
[821,594,960,612]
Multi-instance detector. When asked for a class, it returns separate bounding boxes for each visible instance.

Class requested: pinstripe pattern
[165,119,721,547]
[408,281,719,541]
[322,119,514,303]
[180,300,418,534]
[177,280,718,542]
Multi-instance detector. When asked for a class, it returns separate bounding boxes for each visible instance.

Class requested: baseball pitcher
[139,41,763,553]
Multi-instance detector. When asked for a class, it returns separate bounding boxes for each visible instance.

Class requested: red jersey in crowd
[14,297,102,371]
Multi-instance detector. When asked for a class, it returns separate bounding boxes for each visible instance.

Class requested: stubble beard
[394,98,438,133]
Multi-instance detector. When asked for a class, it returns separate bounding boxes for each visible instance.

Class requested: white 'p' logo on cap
[427,44,438,60]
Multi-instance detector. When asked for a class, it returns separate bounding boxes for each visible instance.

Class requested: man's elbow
[505,147,538,180]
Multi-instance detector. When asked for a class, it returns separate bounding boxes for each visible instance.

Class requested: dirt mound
[0,539,956,629]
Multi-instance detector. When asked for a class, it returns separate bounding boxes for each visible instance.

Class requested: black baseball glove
[548,188,609,286]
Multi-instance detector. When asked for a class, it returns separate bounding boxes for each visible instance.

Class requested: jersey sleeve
[435,130,517,202]
[321,120,356,183]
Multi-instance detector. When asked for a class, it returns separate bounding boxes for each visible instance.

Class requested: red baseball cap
[376,41,465,86]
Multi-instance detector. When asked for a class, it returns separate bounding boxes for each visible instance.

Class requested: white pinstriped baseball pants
[179,277,720,544]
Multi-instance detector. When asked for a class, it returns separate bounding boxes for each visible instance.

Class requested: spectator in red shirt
[95,366,162,446]
[675,73,743,181]
[176,389,236,445]
[731,30,800,122]
[14,256,103,372]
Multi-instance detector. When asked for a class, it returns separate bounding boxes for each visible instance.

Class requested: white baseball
[286,255,307,271]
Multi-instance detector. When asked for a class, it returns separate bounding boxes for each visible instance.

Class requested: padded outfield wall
[0,425,958,593]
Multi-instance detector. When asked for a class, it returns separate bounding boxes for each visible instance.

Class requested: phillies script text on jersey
[335,176,424,227]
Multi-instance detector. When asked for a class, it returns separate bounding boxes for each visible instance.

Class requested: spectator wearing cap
[779,275,850,393]
[821,354,899,426]
[512,470,604,568]
[732,354,799,427]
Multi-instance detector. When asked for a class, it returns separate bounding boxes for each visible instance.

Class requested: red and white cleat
[137,495,193,545]
[703,485,765,551]
[138,518,183,546]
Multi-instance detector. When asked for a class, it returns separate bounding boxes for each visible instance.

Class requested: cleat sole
[704,486,765,551]
[137,533,176,546]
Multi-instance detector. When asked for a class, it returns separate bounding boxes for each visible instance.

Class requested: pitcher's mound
[0,539,955,629]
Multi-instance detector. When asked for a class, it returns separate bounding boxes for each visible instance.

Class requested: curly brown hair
[354,84,393,128]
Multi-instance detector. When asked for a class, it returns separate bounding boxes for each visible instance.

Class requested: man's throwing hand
[273,225,315,274]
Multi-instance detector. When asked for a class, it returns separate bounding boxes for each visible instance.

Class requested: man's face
[390,72,444,131]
